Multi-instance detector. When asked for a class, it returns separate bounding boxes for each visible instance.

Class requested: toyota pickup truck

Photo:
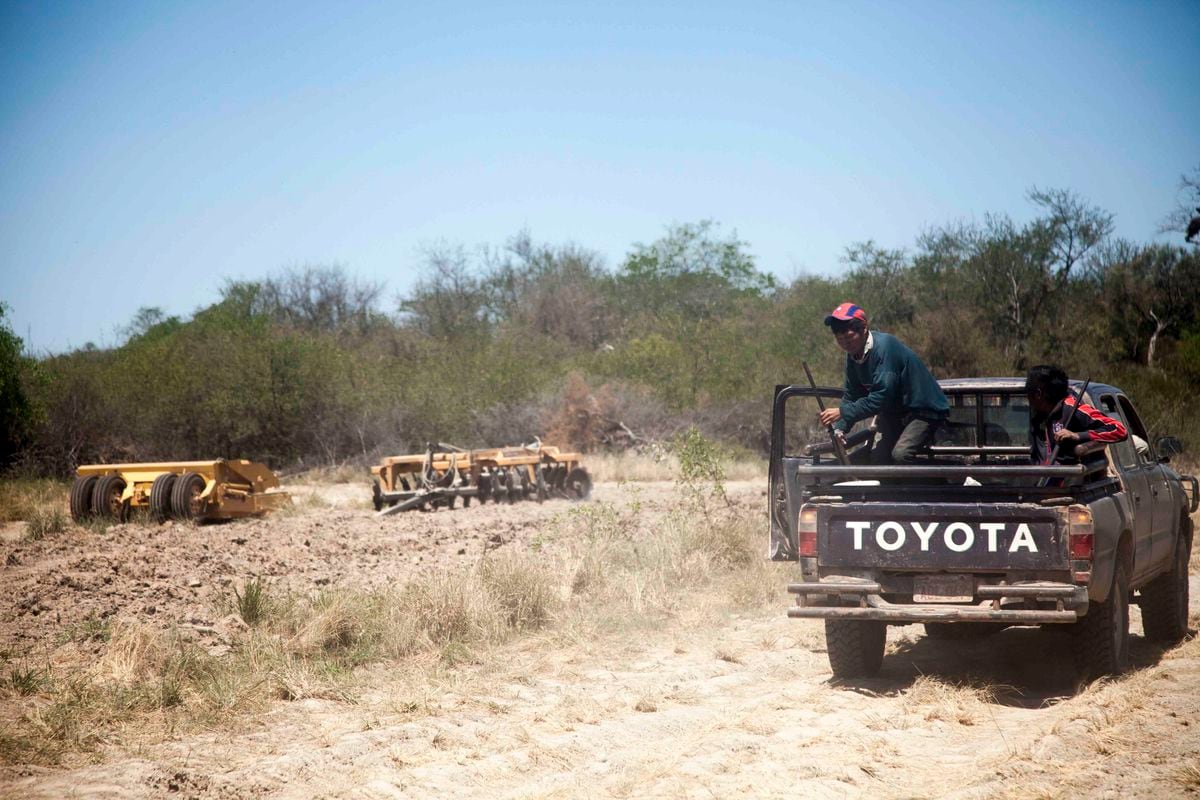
[769,378,1198,680]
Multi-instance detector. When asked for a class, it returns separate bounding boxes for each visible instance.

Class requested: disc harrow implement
[371,442,591,516]
[69,460,291,524]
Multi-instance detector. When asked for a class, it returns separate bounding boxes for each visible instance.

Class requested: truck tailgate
[816,503,1068,571]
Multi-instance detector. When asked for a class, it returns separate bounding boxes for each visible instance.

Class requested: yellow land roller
[371,441,592,516]
[69,460,290,524]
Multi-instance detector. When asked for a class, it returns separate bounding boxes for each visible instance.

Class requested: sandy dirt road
[2,481,1198,798]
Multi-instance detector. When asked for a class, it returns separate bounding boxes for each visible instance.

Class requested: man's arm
[1057,399,1128,444]
[837,365,900,430]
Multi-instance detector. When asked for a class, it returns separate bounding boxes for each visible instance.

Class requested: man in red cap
[818,303,949,464]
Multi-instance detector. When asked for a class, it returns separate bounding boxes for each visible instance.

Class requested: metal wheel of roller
[517,469,532,502]
[534,465,548,504]
[171,471,207,521]
[504,469,516,504]
[150,473,177,523]
[69,476,98,523]
[91,475,128,522]
[492,470,507,503]
[476,473,491,505]
[565,467,592,501]
[460,475,472,508]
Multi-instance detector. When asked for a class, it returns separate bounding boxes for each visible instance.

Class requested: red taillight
[798,505,818,557]
[1070,533,1094,559]
[1067,506,1094,560]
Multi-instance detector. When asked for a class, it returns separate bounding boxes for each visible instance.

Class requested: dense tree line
[3,183,1198,476]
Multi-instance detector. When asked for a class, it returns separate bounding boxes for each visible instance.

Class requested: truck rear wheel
[91,475,128,522]
[825,619,886,678]
[1071,559,1130,680]
[150,473,177,523]
[1140,532,1190,644]
[69,476,98,523]
[171,471,207,521]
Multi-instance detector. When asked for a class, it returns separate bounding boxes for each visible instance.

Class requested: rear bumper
[786,579,1088,624]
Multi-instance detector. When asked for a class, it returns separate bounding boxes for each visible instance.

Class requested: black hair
[1025,364,1069,402]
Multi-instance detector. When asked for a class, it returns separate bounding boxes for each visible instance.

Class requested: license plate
[913,574,974,603]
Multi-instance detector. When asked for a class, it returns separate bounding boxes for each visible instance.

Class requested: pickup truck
[769,378,1198,680]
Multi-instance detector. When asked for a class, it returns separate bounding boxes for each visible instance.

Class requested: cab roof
[937,377,1124,398]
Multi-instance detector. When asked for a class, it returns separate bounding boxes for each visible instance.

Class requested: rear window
[942,392,1029,447]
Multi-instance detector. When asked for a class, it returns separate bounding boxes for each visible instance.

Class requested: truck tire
[171,471,207,521]
[91,475,128,522]
[1140,533,1190,644]
[825,619,886,678]
[69,476,98,523]
[923,622,1005,640]
[150,473,177,523]
[1071,559,1130,680]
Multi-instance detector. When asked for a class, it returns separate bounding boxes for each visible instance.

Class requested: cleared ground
[1,477,1198,799]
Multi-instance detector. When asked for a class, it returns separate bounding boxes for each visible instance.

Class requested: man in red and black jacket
[1026,365,1128,472]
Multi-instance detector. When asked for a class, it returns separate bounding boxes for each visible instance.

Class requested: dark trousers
[850,415,942,466]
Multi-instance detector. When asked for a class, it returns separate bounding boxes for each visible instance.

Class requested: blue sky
[1,1,1197,353]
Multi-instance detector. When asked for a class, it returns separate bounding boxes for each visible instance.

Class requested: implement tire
[1140,531,1190,644]
[825,619,886,678]
[171,471,207,522]
[91,475,128,522]
[150,473,177,523]
[69,476,97,523]
[566,467,592,501]
[1071,559,1130,680]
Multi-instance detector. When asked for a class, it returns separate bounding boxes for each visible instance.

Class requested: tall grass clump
[234,578,269,626]
[25,506,67,540]
[479,552,560,632]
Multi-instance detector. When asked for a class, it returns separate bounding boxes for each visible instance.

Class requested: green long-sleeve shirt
[834,331,949,433]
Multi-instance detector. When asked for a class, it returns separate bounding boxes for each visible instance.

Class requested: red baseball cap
[823,302,868,326]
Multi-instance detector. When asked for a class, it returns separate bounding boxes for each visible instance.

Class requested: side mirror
[1154,435,1185,462]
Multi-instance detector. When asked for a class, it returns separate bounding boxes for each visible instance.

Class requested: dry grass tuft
[633,693,659,713]
[899,675,999,726]
[479,552,560,633]
[1172,763,1200,791]
[24,506,67,540]
[93,622,169,685]
[714,645,743,664]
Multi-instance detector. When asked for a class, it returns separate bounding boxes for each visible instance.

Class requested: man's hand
[1053,429,1080,443]
[819,407,842,427]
